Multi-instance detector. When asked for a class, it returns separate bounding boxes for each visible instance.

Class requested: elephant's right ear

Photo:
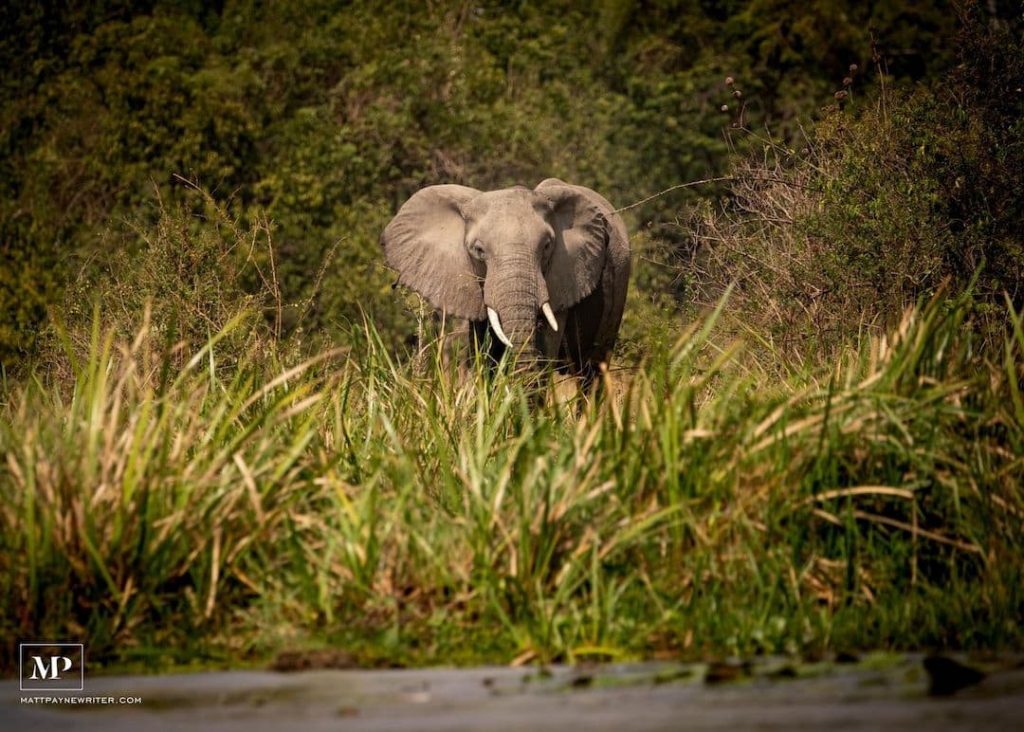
[381,185,485,320]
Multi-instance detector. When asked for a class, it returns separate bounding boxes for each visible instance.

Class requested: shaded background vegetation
[0,0,982,368]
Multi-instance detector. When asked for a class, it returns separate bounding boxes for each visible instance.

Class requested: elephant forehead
[464,188,537,219]
[465,190,552,247]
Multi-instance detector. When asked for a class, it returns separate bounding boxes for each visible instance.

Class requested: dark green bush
[1,0,966,369]
[687,5,1023,361]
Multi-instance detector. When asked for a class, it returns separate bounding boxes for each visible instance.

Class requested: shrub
[686,8,1023,362]
[51,191,282,379]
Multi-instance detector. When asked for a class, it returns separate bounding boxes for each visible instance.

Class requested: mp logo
[19,643,84,691]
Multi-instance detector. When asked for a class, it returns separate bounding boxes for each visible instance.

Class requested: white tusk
[541,302,558,332]
[487,307,513,348]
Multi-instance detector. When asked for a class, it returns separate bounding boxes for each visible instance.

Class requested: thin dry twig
[612,176,736,214]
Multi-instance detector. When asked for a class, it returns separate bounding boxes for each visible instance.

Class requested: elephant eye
[469,241,486,260]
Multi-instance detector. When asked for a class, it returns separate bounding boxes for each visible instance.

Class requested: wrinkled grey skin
[381,179,630,380]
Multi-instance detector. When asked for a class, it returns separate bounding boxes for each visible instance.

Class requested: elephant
[381,178,630,384]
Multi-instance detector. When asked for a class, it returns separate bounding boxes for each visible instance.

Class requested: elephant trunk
[484,256,540,359]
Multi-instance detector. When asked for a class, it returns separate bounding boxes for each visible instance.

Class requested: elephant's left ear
[534,180,608,311]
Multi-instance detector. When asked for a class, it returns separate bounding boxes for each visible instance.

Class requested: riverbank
[6,654,1024,731]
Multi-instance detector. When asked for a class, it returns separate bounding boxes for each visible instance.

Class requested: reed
[1,289,1021,670]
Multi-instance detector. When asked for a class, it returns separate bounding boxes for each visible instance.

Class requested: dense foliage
[2,0,963,366]
[684,7,1023,359]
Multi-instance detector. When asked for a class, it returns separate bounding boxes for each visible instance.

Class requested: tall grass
[2,290,1022,671]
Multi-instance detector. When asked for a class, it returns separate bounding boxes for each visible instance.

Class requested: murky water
[5,654,1023,731]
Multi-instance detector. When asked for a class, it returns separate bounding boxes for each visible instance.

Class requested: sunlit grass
[2,291,1022,671]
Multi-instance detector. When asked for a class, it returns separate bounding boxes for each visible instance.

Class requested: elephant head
[381,182,608,359]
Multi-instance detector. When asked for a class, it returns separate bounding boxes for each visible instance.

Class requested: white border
[19,643,85,692]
